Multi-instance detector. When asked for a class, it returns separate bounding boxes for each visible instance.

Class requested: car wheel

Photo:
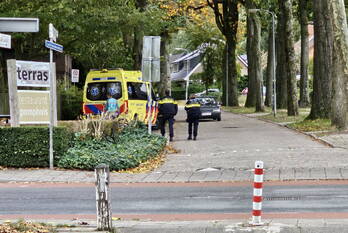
[217,116,221,121]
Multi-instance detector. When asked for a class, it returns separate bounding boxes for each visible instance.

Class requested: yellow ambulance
[82,68,158,124]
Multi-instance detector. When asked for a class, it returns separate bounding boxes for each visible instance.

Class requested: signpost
[46,23,61,169]
[0,18,39,32]
[0,33,11,49]
[71,69,79,83]
[142,36,161,134]
[45,40,63,53]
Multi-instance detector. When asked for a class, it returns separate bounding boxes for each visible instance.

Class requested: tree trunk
[329,0,348,129]
[308,0,333,119]
[265,24,274,107]
[158,30,171,97]
[253,14,264,112]
[245,9,256,107]
[222,45,227,106]
[246,10,264,112]
[276,2,288,109]
[133,0,147,70]
[298,0,310,107]
[283,0,299,116]
[207,0,239,106]
[227,39,239,106]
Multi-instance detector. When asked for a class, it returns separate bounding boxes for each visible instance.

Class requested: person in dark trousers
[185,96,201,140]
[158,90,178,142]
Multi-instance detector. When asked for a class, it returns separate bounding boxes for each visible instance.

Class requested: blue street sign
[45,40,63,53]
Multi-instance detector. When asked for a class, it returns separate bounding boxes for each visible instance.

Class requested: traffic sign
[0,33,11,49]
[0,17,39,32]
[45,40,63,53]
[49,23,58,42]
[71,69,79,83]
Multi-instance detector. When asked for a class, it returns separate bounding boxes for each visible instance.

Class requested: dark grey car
[195,96,221,121]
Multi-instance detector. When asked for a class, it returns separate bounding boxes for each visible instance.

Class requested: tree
[298,0,310,107]
[329,0,348,129]
[148,0,208,96]
[245,0,264,112]
[282,0,298,116]
[207,0,240,106]
[308,0,333,119]
[245,0,257,108]
[276,0,288,109]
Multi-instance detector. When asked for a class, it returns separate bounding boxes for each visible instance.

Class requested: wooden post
[7,59,19,127]
[95,164,112,231]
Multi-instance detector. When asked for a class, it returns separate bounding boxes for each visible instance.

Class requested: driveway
[157,107,348,172]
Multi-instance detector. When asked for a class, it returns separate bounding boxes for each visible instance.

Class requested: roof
[172,50,201,63]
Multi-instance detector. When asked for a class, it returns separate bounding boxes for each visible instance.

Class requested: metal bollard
[95,164,112,231]
[251,161,264,225]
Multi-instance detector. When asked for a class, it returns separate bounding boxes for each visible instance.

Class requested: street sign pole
[142,36,161,135]
[48,23,59,170]
[148,40,153,134]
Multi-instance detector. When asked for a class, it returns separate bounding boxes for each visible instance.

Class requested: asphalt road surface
[1,182,348,216]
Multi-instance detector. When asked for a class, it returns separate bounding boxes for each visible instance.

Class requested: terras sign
[16,60,50,87]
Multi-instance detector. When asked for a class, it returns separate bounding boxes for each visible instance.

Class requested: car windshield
[196,97,217,105]
[87,81,122,101]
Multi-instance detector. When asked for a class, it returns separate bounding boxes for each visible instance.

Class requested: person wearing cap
[158,90,178,142]
[184,96,201,140]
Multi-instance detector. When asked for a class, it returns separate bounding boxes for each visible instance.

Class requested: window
[87,82,122,101]
[127,82,148,100]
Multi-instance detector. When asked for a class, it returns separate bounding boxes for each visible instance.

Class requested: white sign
[49,23,58,42]
[0,17,39,32]
[0,33,11,49]
[71,69,79,83]
[18,90,50,124]
[16,60,50,87]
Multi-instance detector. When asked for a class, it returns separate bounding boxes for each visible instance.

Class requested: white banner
[16,60,50,87]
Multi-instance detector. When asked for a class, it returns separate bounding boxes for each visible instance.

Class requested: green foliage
[58,84,83,120]
[288,118,335,132]
[238,75,249,92]
[171,81,205,100]
[0,127,72,168]
[58,124,167,171]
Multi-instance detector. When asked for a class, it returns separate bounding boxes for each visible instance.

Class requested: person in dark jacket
[184,96,201,140]
[158,90,178,142]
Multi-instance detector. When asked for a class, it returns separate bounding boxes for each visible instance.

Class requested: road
[1,181,348,219]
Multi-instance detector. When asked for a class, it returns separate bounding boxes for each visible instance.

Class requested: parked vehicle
[83,68,158,124]
[195,96,221,121]
[195,88,220,97]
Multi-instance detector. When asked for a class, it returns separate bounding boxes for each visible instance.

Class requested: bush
[58,123,166,171]
[0,127,73,168]
[59,84,83,120]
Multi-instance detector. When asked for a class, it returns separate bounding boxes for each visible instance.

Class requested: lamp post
[248,9,277,117]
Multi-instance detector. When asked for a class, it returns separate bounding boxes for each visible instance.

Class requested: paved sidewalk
[3,219,348,233]
[0,109,347,183]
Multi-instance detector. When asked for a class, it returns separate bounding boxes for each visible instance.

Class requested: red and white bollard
[251,161,264,225]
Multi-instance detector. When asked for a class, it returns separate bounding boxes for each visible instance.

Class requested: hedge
[0,127,73,168]
[57,124,167,171]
